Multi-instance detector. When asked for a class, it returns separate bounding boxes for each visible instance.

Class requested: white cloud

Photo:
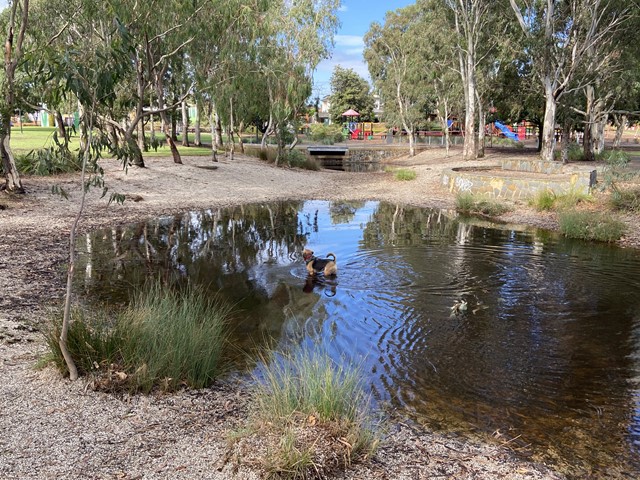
[334,34,364,48]
[338,5,348,12]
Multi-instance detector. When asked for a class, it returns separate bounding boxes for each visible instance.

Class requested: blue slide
[494,121,519,141]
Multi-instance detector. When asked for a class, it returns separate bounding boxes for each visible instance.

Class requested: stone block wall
[500,158,565,174]
[441,167,597,200]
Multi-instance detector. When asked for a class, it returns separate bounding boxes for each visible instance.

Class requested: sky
[312,0,415,99]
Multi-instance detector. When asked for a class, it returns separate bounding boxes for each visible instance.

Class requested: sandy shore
[2,147,637,479]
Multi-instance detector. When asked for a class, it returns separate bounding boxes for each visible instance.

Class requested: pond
[75,200,640,476]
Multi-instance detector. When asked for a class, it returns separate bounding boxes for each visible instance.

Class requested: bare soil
[1,147,638,479]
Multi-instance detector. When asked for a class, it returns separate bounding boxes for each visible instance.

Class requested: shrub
[554,190,593,210]
[530,190,556,211]
[394,168,416,181]
[596,149,629,167]
[309,124,344,144]
[554,143,586,162]
[16,147,81,175]
[284,149,320,170]
[455,192,511,217]
[44,283,232,392]
[558,210,626,243]
[610,188,640,213]
[492,137,524,149]
[235,348,379,478]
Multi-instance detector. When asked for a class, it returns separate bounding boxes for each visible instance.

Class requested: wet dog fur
[302,248,337,276]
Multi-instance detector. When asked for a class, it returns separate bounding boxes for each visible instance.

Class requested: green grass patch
[529,189,593,212]
[44,283,232,393]
[455,192,511,217]
[558,210,626,243]
[530,189,557,211]
[393,168,417,181]
[232,348,379,478]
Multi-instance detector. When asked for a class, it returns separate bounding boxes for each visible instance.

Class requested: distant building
[318,96,331,124]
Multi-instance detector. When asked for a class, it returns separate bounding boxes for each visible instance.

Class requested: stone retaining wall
[442,166,597,200]
[500,158,565,174]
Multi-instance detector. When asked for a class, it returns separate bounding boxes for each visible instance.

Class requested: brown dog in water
[302,248,337,276]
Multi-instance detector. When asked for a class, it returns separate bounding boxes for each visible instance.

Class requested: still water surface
[76,201,640,476]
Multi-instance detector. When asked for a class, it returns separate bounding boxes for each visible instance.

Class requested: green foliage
[309,123,344,144]
[596,149,630,166]
[364,4,434,134]
[492,137,524,148]
[530,189,593,212]
[394,168,417,181]
[530,189,556,211]
[610,187,640,213]
[455,192,511,217]
[596,149,639,195]
[16,148,81,176]
[329,66,375,123]
[558,210,626,243]
[283,149,320,170]
[554,143,586,162]
[44,284,232,392]
[243,348,379,478]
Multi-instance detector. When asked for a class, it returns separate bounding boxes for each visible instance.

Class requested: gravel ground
[2,147,637,479]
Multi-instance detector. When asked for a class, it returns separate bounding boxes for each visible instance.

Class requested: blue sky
[313,0,415,99]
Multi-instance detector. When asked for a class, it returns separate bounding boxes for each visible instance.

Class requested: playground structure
[492,121,531,141]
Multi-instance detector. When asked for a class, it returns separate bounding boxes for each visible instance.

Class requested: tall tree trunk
[208,103,218,162]
[0,0,27,193]
[540,78,557,162]
[194,96,202,147]
[137,119,145,153]
[236,120,245,154]
[228,97,234,160]
[612,114,627,148]
[583,85,596,161]
[181,100,189,147]
[214,105,223,150]
[150,114,156,143]
[153,66,182,164]
[55,110,66,140]
[560,118,571,164]
[476,99,485,158]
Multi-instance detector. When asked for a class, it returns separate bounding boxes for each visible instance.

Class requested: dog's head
[302,249,314,262]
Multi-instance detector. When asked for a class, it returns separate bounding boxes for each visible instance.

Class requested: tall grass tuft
[558,210,626,243]
[241,348,379,478]
[117,284,231,392]
[44,283,232,392]
[530,189,556,211]
[455,192,511,217]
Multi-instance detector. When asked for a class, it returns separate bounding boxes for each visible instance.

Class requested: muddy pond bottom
[76,200,640,477]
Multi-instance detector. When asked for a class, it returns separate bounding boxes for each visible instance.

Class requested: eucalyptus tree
[364,4,433,157]
[45,0,134,380]
[0,0,28,193]
[328,66,374,124]
[509,0,630,162]
[443,0,494,160]
[259,0,339,163]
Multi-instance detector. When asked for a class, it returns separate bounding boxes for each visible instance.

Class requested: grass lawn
[10,126,216,158]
